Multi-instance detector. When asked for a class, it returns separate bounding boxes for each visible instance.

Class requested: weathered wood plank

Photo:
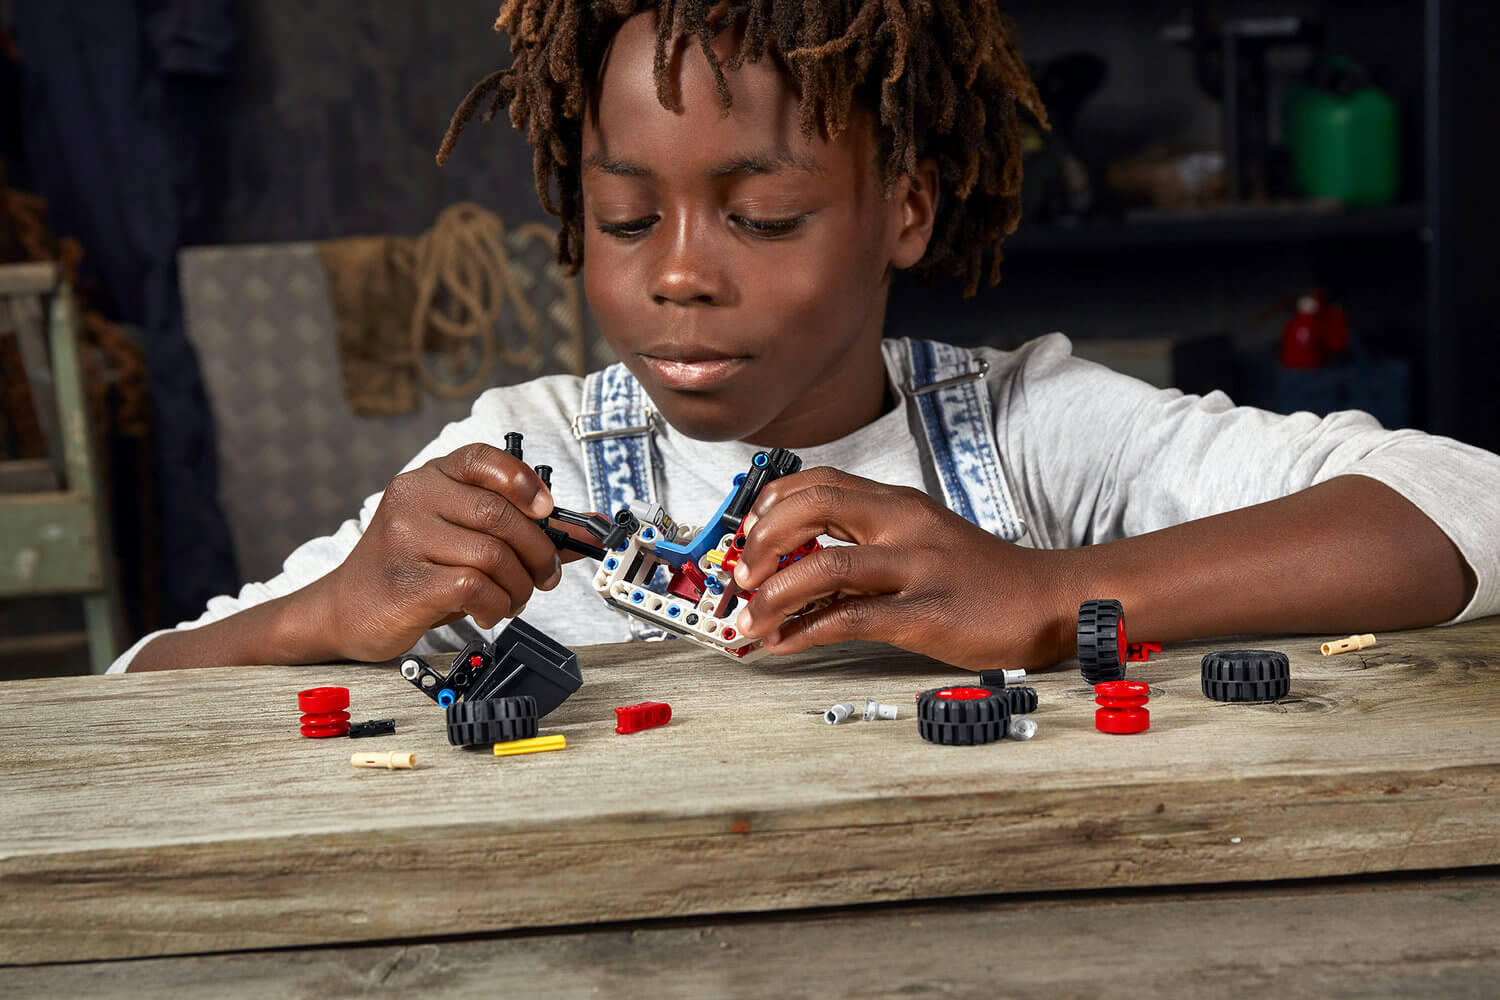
[2,622,1498,964]
[4,871,1499,999]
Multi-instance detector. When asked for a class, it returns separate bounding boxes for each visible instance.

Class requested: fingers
[735,543,907,639]
[437,481,561,585]
[428,520,544,604]
[746,466,886,527]
[549,517,613,564]
[428,563,517,631]
[432,442,554,518]
[758,593,911,655]
[734,468,916,590]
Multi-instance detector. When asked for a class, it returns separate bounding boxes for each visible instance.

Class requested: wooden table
[3,622,1499,996]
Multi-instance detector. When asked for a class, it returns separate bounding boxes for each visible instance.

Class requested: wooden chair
[0,262,125,673]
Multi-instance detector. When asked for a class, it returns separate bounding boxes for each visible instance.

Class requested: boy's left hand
[731,467,1068,670]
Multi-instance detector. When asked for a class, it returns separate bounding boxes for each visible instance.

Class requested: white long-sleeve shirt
[109,334,1500,672]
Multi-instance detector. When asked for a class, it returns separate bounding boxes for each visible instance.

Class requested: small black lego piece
[999,686,1039,715]
[1201,650,1292,702]
[400,617,583,718]
[347,719,396,739]
[446,696,539,748]
[916,686,1011,746]
[1077,598,1128,684]
[506,432,640,559]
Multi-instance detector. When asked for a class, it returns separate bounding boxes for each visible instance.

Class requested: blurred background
[1,0,1496,677]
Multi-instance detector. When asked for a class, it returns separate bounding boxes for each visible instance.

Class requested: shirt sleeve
[997,333,1500,624]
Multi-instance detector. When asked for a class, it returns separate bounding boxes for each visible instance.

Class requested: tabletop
[2,621,1499,970]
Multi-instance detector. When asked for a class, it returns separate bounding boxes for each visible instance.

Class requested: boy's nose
[649,218,727,307]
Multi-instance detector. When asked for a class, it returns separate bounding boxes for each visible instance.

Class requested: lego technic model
[504,432,823,662]
[581,447,825,661]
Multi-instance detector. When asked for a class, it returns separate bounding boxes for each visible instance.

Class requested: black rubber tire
[1201,650,1291,703]
[1078,599,1127,684]
[446,695,539,747]
[917,687,1011,746]
[1000,686,1039,715]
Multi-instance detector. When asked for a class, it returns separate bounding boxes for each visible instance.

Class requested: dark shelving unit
[1004,203,1429,254]
[890,0,1498,453]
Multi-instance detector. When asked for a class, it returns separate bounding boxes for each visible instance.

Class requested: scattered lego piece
[493,734,567,757]
[1201,650,1291,703]
[347,719,396,739]
[1078,599,1128,684]
[978,668,1027,688]
[614,701,672,734]
[298,687,350,738]
[862,698,899,721]
[917,686,1011,746]
[1126,642,1163,662]
[351,751,416,770]
[1094,681,1150,735]
[824,702,857,725]
[1000,686,1039,715]
[1321,633,1376,656]
[447,696,539,748]
[1008,717,1039,741]
[400,618,582,718]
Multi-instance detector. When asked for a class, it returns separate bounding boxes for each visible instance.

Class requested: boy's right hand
[318,443,578,662]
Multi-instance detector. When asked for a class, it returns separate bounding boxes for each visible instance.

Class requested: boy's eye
[732,214,809,237]
[597,216,658,238]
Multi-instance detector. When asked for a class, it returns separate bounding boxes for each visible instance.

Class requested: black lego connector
[399,618,583,719]
[347,719,397,739]
[724,448,803,521]
[544,506,638,560]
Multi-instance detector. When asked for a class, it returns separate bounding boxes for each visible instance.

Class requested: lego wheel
[1077,599,1128,684]
[1000,686,1039,715]
[1201,650,1291,703]
[917,686,1011,746]
[446,695,540,748]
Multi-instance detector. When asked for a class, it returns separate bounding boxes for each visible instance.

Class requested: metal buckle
[571,407,658,442]
[904,357,989,397]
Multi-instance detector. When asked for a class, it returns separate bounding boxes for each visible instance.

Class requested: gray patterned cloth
[179,240,614,587]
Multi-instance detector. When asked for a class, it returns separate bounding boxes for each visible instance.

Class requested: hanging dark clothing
[14,0,239,628]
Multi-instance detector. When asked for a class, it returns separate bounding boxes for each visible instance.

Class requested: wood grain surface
[2,622,1498,965]
[5,870,1499,999]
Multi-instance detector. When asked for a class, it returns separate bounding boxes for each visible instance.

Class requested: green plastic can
[1284,63,1400,206]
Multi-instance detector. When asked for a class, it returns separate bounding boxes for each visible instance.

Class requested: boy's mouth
[638,348,750,391]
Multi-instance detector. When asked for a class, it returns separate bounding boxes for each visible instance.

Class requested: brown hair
[439,1,1046,296]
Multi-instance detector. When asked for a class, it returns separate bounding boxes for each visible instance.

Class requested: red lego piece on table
[614,701,672,734]
[1094,680,1150,735]
[298,686,351,738]
[1126,642,1162,662]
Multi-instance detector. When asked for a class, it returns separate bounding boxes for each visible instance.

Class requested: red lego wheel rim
[934,687,995,701]
[298,686,349,713]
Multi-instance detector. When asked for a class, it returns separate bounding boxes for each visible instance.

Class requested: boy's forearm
[125,577,345,672]
[1050,474,1477,655]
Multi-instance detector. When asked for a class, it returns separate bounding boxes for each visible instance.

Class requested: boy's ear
[889,157,941,271]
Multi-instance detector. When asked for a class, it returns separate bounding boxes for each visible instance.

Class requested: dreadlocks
[438,1,1047,297]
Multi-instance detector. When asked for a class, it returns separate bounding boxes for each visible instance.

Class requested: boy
[113,2,1499,674]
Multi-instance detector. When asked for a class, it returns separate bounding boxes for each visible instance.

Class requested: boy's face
[580,13,934,447]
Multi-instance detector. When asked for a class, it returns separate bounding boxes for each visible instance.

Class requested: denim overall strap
[575,364,670,642]
[900,338,1026,541]
[574,363,658,516]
